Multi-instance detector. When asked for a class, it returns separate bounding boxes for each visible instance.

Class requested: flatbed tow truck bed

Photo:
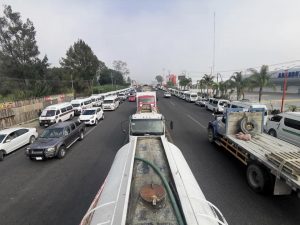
[209,110,300,195]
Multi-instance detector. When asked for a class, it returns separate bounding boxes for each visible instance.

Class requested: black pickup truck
[26,121,85,160]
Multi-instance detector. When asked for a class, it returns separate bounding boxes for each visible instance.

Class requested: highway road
[0,92,299,225]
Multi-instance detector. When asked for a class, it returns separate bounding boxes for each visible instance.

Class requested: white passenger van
[102,95,120,111]
[90,94,104,107]
[226,101,268,125]
[184,92,198,102]
[39,102,74,127]
[71,98,93,115]
[206,98,229,113]
[265,112,300,147]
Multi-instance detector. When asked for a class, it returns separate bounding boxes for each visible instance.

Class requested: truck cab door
[217,116,226,136]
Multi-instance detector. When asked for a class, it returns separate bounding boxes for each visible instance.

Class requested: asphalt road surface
[0,93,299,225]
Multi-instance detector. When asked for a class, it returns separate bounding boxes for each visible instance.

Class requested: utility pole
[281,69,288,112]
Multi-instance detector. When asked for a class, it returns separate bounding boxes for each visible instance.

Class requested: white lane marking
[170,101,175,106]
[86,125,97,136]
[187,114,206,130]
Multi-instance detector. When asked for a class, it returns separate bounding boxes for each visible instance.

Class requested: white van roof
[230,101,267,109]
[282,112,300,119]
[104,95,118,100]
[45,102,71,110]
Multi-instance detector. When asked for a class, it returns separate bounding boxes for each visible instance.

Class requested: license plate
[35,157,43,160]
[44,124,48,127]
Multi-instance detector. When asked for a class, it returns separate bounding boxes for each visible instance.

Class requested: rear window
[284,118,300,130]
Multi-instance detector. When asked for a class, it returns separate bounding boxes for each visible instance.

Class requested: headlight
[46,147,55,152]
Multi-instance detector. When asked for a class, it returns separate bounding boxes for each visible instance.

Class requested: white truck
[80,110,228,225]
[207,109,300,196]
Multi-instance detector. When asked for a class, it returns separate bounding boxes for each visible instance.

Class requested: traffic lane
[157,93,300,225]
[0,101,136,225]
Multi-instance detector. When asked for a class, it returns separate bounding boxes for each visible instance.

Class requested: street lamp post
[280,69,288,112]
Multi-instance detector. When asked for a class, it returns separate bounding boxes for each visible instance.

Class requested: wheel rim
[60,148,66,157]
[30,137,35,144]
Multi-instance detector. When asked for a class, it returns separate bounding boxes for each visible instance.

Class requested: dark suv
[26,121,85,160]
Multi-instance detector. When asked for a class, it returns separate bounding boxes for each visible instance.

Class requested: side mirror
[5,139,11,143]
[170,121,174,130]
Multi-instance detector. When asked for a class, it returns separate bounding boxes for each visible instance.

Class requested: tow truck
[207,109,300,196]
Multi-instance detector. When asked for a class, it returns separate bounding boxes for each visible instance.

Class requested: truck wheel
[57,146,66,159]
[207,127,215,143]
[29,135,36,144]
[79,131,84,141]
[246,163,274,194]
[0,151,4,161]
[268,129,277,137]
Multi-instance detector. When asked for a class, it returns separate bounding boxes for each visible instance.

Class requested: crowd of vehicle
[0,87,137,161]
[166,88,300,148]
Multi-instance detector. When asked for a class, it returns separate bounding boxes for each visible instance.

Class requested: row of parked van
[39,88,133,127]
[168,89,199,102]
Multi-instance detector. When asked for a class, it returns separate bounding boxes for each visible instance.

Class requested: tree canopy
[0,5,49,98]
[60,39,100,94]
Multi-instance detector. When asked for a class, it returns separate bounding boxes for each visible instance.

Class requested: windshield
[104,100,113,104]
[191,95,197,98]
[72,104,80,107]
[40,128,64,138]
[41,110,56,117]
[138,97,155,103]
[130,119,164,135]
[82,110,96,115]
[0,134,6,143]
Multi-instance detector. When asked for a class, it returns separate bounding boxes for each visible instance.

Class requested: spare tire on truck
[240,117,259,135]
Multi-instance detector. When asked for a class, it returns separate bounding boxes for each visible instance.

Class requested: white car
[164,92,171,98]
[265,112,300,147]
[79,107,104,126]
[195,98,208,107]
[0,127,38,161]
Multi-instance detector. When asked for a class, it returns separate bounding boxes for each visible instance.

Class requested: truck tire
[57,146,66,159]
[207,127,215,143]
[240,118,258,135]
[246,163,274,194]
[268,129,277,137]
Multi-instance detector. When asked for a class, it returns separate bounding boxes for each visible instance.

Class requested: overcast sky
[2,0,300,83]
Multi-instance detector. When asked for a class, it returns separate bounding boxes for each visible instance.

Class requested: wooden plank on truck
[266,151,300,180]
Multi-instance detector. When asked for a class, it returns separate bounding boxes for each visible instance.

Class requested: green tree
[60,39,100,95]
[230,71,249,100]
[202,74,214,95]
[113,60,130,80]
[179,77,191,89]
[166,81,174,88]
[99,68,125,86]
[248,65,275,102]
[155,75,163,85]
[0,5,49,97]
